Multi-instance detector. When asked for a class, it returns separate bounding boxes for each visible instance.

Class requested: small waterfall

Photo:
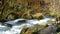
[0,18,56,34]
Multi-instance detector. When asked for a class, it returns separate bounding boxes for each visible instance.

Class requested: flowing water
[0,18,56,34]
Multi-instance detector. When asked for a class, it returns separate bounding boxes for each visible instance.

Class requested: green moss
[20,27,38,34]
[20,24,47,34]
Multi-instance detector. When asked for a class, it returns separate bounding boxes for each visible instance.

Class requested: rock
[2,23,12,27]
[38,24,57,34]
[6,13,19,21]
[4,19,27,26]
[20,26,38,34]
[20,24,47,34]
[32,13,44,19]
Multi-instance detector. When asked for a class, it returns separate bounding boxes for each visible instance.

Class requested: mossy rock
[20,27,38,34]
[20,24,47,34]
[6,13,19,20]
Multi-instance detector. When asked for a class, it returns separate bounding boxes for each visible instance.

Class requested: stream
[0,18,56,34]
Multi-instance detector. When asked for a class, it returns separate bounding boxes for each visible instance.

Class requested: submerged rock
[4,19,27,27]
[1,23,12,27]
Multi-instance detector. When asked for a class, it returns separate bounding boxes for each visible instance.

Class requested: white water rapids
[0,18,55,34]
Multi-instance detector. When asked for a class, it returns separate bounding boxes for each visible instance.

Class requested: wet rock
[4,19,27,25]
[20,24,47,34]
[38,24,57,34]
[6,24,12,27]
[2,23,12,27]
[20,26,38,34]
[0,19,27,27]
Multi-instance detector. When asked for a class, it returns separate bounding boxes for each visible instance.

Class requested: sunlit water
[0,18,55,34]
